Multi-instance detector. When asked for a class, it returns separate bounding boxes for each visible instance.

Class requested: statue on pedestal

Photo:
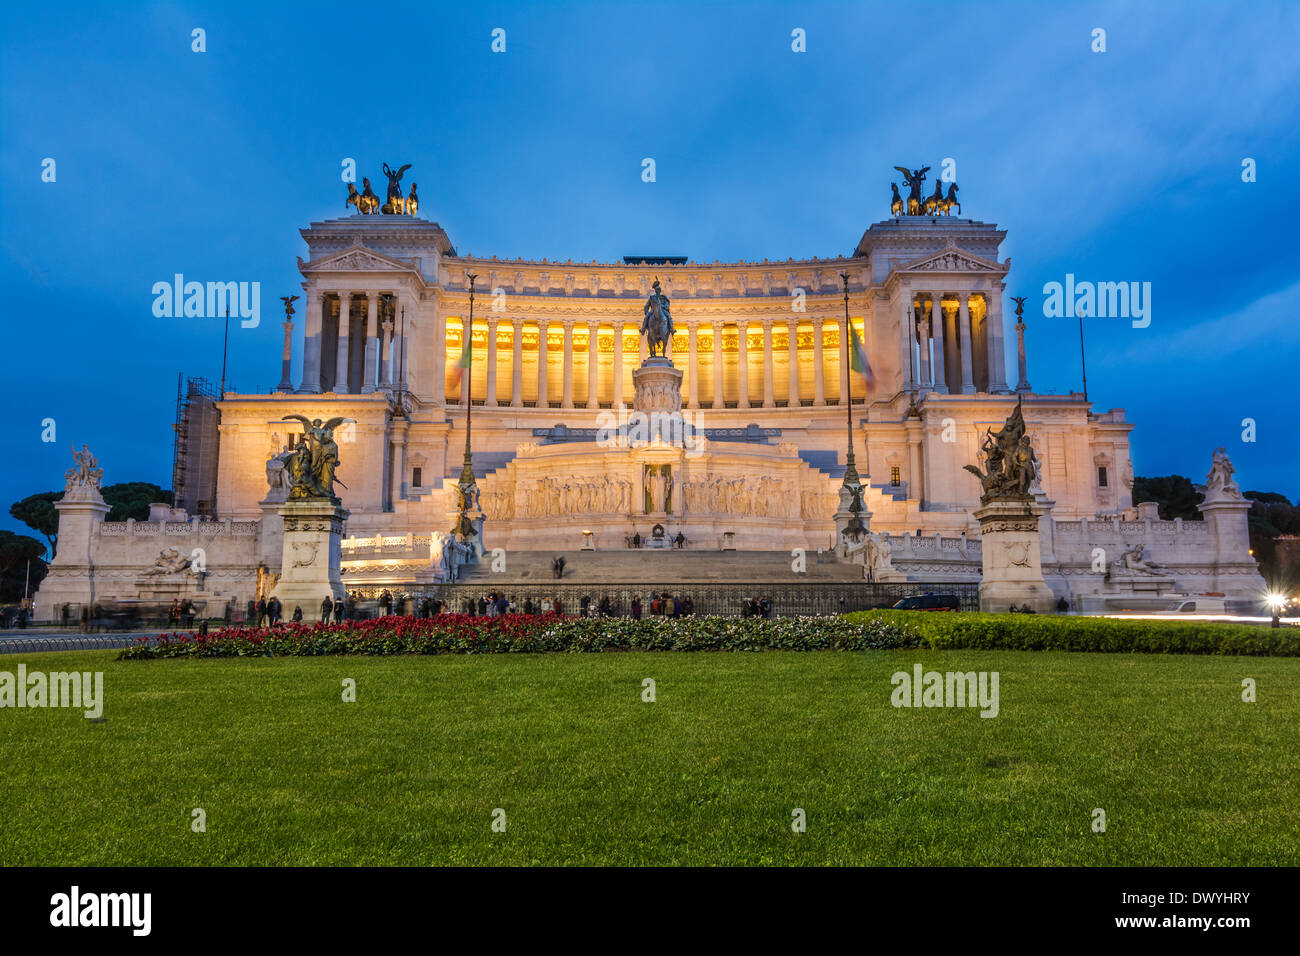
[963,400,1037,502]
[641,278,674,358]
[280,416,354,502]
[1203,447,1242,501]
[65,443,103,491]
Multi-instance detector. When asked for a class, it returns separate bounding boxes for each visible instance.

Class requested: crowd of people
[63,586,755,632]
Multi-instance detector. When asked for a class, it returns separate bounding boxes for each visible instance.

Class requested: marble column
[392,300,409,395]
[917,314,932,391]
[334,292,352,393]
[987,289,1009,393]
[536,319,549,407]
[561,319,575,409]
[485,318,499,407]
[901,303,915,395]
[786,319,800,406]
[511,317,524,407]
[298,288,323,393]
[276,316,294,392]
[430,298,445,405]
[711,320,724,408]
[736,320,750,408]
[362,294,379,393]
[586,321,600,409]
[959,293,976,394]
[931,295,949,394]
[379,317,393,387]
[812,316,826,406]
[762,319,775,408]
[612,323,624,408]
[687,321,699,409]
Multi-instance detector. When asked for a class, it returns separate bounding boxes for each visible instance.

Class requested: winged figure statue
[280,415,355,501]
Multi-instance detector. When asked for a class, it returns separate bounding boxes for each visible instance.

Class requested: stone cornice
[433,297,871,318]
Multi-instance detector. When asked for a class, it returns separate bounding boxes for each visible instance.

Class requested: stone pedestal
[446,477,486,562]
[632,358,683,414]
[974,497,1055,613]
[1198,495,1265,594]
[34,491,111,619]
[270,499,348,615]
[834,474,872,558]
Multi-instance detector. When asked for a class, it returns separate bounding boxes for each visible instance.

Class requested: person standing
[334,598,345,624]
[270,596,282,625]
[257,597,268,626]
[320,595,333,623]
[246,598,257,624]
[631,596,642,620]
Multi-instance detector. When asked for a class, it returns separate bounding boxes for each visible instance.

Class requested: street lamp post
[839,272,866,540]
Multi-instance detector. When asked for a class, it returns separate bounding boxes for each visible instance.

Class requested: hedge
[846,611,1299,656]
[116,613,921,660]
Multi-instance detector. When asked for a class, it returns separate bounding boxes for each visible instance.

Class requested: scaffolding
[171,374,221,516]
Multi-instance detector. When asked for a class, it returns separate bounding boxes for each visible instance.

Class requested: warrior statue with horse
[641,278,674,359]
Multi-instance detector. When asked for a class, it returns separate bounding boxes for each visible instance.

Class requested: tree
[1245,491,1300,583]
[0,530,47,603]
[102,482,172,522]
[1132,475,1204,521]
[9,491,62,558]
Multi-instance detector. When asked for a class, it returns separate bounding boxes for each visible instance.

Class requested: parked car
[890,594,961,612]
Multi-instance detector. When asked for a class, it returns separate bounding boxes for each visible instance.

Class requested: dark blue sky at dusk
[3,0,1299,542]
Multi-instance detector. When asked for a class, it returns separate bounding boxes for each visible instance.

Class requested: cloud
[1112,279,1300,363]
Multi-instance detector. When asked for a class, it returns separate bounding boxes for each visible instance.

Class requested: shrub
[845,611,1299,656]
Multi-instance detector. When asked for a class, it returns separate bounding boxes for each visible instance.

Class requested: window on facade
[412,467,423,488]
[1097,466,1108,488]
[890,466,901,486]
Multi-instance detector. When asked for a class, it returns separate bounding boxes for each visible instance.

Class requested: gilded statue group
[891,165,961,216]
[964,400,1038,502]
[346,162,419,216]
[280,416,353,501]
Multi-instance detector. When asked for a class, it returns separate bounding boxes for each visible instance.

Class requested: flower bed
[116,613,922,659]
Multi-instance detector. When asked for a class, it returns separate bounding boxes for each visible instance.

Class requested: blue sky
[3,0,1299,543]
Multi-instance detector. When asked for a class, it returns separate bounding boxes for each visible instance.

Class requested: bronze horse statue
[925,180,945,215]
[941,183,961,216]
[641,278,674,358]
[890,183,904,217]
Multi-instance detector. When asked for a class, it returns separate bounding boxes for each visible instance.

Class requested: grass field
[2,648,1297,865]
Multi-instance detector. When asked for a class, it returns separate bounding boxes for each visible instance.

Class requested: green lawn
[2,648,1297,865]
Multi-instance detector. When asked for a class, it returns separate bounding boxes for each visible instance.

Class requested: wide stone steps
[456,549,863,584]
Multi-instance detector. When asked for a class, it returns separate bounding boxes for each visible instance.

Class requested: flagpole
[840,273,865,538]
[460,274,478,485]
